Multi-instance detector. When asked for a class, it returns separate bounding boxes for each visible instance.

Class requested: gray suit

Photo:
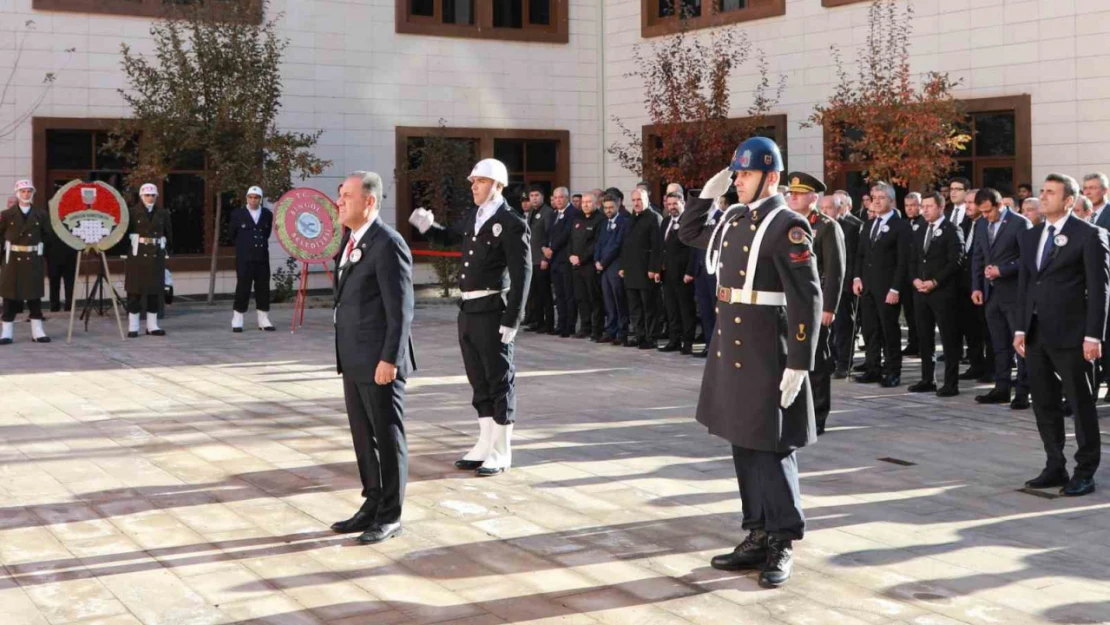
[971,209,1031,393]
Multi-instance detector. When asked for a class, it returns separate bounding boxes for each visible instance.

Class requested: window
[641,0,785,38]
[397,0,568,43]
[821,0,870,7]
[395,127,570,251]
[33,117,240,273]
[33,0,262,21]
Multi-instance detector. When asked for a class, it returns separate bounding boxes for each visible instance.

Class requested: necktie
[1039,225,1056,270]
[870,219,881,241]
[965,223,974,252]
[924,225,933,253]
[989,221,999,245]
[344,236,355,265]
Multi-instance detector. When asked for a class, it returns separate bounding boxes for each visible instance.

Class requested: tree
[0,21,75,143]
[803,0,969,187]
[396,122,475,297]
[106,0,329,303]
[608,24,785,191]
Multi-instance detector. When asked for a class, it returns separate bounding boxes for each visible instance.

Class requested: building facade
[1,0,1107,293]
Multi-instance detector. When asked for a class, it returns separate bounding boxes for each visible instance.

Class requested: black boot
[815,416,827,436]
[758,537,794,588]
[710,529,767,571]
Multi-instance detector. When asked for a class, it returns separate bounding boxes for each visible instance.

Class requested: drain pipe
[597,0,608,187]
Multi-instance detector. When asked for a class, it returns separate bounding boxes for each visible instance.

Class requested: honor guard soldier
[786,173,845,434]
[409,159,532,477]
[678,137,821,588]
[126,183,172,338]
[230,186,275,332]
[0,180,52,344]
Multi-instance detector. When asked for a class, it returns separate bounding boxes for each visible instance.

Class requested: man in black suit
[654,191,698,354]
[410,159,531,477]
[901,193,926,356]
[1081,173,1110,401]
[957,190,991,382]
[852,181,912,387]
[907,191,964,396]
[569,192,605,340]
[523,185,555,333]
[229,186,276,332]
[827,193,862,378]
[621,188,663,349]
[331,171,415,544]
[971,188,1032,408]
[1015,173,1110,497]
[545,189,579,337]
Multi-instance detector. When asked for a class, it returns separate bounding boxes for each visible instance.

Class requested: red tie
[345,236,355,262]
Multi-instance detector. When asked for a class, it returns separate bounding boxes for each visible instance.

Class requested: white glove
[408,207,435,234]
[699,167,734,199]
[779,368,807,409]
[499,325,518,344]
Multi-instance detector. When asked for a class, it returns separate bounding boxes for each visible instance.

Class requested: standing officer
[229,186,275,333]
[679,137,821,588]
[545,190,578,337]
[621,188,662,349]
[569,192,605,340]
[596,193,629,345]
[827,194,863,378]
[853,182,912,387]
[0,180,51,344]
[971,188,1032,408]
[125,183,172,338]
[524,185,555,333]
[786,173,844,435]
[409,159,531,477]
[906,191,964,396]
[1015,173,1109,497]
[655,191,698,354]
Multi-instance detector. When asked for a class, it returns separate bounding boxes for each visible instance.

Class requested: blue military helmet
[729,136,784,173]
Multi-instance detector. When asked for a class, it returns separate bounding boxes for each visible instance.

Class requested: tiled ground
[1,303,1108,625]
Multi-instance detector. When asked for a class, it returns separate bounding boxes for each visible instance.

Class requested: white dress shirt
[474,196,501,233]
[248,207,262,225]
[951,203,966,230]
[19,204,31,215]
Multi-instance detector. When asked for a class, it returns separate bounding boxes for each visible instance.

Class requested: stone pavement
[1,304,1108,625]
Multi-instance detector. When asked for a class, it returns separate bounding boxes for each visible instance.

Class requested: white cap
[13,179,33,193]
[468,159,509,187]
[139,183,158,196]
[246,186,263,198]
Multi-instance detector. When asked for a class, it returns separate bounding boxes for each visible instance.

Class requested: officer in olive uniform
[678,137,821,588]
[0,179,52,344]
[409,159,531,477]
[126,183,173,338]
[786,173,845,435]
[230,186,275,332]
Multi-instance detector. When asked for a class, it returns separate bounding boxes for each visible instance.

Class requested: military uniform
[125,184,173,337]
[678,137,821,589]
[230,187,275,332]
[0,202,51,343]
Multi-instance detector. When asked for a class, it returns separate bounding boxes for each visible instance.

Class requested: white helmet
[468,159,509,187]
[246,186,263,198]
[13,179,34,193]
[139,183,158,197]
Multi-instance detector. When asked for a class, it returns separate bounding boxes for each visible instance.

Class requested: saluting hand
[374,361,398,385]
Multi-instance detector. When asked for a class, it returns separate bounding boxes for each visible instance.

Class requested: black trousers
[662,275,697,344]
[48,257,77,312]
[732,446,805,541]
[126,294,161,315]
[859,290,902,376]
[2,299,42,321]
[831,291,857,371]
[551,262,576,335]
[342,375,407,524]
[572,265,604,337]
[626,285,659,344]
[526,263,554,330]
[915,291,960,387]
[1026,322,1101,479]
[986,295,1028,394]
[959,288,988,372]
[811,324,833,423]
[233,261,271,313]
[694,272,716,342]
[458,309,516,424]
[900,279,918,351]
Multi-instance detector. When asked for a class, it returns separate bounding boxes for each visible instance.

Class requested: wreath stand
[290,259,334,333]
[67,247,126,343]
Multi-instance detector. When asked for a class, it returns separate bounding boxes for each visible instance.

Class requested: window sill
[641,0,786,38]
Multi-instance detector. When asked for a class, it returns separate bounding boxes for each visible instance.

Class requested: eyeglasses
[950,186,965,191]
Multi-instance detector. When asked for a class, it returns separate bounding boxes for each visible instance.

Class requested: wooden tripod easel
[290,259,334,333]
[66,247,125,343]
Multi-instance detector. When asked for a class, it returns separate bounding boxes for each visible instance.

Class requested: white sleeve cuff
[888,288,899,295]
[1085,337,1101,343]
[1014,331,1025,337]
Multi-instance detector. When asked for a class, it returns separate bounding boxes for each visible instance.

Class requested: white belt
[461,289,501,301]
[4,241,42,262]
[717,286,786,307]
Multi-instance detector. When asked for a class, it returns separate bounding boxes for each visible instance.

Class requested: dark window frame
[821,0,869,7]
[640,0,786,38]
[396,0,569,44]
[33,0,263,21]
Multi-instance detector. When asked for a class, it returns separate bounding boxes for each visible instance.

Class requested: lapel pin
[350,248,363,263]
[1054,234,1068,247]
[493,224,502,237]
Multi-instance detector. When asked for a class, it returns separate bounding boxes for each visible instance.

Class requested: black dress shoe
[455,458,484,471]
[694,347,709,358]
[658,342,680,353]
[709,530,767,571]
[815,417,827,436]
[851,363,868,373]
[758,537,794,588]
[1010,395,1030,410]
[262,326,276,332]
[0,338,11,345]
[598,335,613,344]
[1061,476,1096,497]
[902,346,920,357]
[907,380,936,393]
[357,521,402,544]
[680,343,693,355]
[1025,468,1069,489]
[33,336,51,343]
[612,337,628,347]
[958,368,984,380]
[573,332,590,339]
[879,375,901,388]
[233,327,243,333]
[832,368,848,380]
[146,329,166,336]
[935,386,959,397]
[127,331,139,339]
[975,388,1011,404]
[854,371,881,384]
[547,329,560,336]
[331,508,376,534]
[638,341,655,350]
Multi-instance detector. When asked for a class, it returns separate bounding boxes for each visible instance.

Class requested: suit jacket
[653,214,696,279]
[909,218,964,295]
[620,207,662,289]
[958,216,983,291]
[569,209,604,265]
[809,211,845,314]
[838,212,863,294]
[1017,215,1110,347]
[1092,205,1110,231]
[546,206,580,266]
[334,218,416,382]
[596,213,629,272]
[527,204,554,266]
[971,209,1031,305]
[854,212,912,296]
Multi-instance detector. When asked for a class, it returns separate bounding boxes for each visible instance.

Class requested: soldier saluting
[0,179,52,345]
[678,137,821,588]
[126,183,172,338]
